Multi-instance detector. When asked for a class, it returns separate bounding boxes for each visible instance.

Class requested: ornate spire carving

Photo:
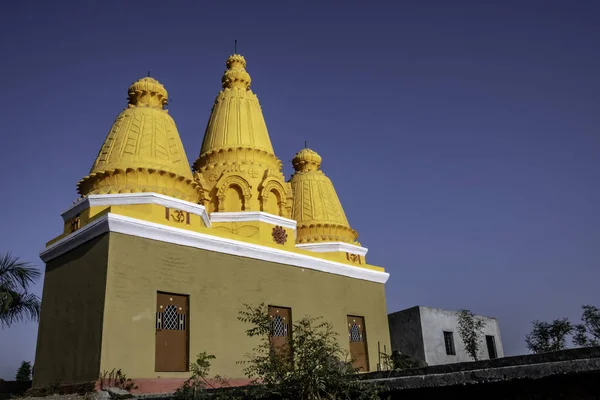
[289,148,359,244]
[193,54,292,215]
[221,54,251,90]
[77,77,202,203]
[127,77,169,108]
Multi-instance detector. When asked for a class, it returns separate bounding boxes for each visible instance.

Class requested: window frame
[486,335,498,359]
[443,331,456,356]
[267,305,293,352]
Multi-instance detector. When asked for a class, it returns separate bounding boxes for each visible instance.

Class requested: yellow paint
[77,77,201,203]
[289,148,360,245]
[48,202,384,272]
[49,54,382,270]
[36,52,392,388]
[192,54,292,217]
[98,233,390,381]
[34,234,110,386]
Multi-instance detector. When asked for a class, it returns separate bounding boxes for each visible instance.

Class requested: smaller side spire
[77,77,201,203]
[289,148,359,244]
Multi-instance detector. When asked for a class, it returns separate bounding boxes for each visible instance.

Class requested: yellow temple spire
[77,77,201,202]
[193,54,292,215]
[289,148,359,244]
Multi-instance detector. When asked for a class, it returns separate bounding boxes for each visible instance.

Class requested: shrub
[15,361,32,381]
[380,350,427,371]
[99,368,138,392]
[237,303,382,400]
[174,303,386,399]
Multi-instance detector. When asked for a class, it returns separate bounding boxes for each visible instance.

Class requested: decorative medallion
[248,167,259,179]
[346,252,361,264]
[165,207,191,224]
[272,225,288,245]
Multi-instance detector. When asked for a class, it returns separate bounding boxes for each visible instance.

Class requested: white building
[388,306,504,366]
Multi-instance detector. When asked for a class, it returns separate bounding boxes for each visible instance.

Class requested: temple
[33,54,390,392]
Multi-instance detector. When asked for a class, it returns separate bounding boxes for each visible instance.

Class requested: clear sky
[0,0,598,379]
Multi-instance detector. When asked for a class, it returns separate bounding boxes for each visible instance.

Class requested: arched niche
[216,174,252,212]
[259,180,288,217]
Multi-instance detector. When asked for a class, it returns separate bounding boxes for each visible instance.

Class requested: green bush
[175,303,386,400]
[15,361,32,381]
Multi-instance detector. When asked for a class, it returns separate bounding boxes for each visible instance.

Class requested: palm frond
[0,252,41,291]
[0,288,40,328]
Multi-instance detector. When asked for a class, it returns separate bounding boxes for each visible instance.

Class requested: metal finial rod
[234,40,237,54]
[304,140,307,148]
[147,70,151,77]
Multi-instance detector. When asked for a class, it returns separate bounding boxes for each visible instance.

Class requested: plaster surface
[388,306,504,366]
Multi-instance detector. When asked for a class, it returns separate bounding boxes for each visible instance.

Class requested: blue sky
[1,0,599,378]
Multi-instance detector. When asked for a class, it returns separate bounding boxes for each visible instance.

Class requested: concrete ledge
[360,346,600,381]
[366,357,600,391]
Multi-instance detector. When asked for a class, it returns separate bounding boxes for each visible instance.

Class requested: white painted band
[40,213,389,284]
[209,211,297,230]
[296,242,368,256]
[61,193,211,227]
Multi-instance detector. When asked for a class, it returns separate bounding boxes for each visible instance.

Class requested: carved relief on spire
[78,77,201,203]
[259,179,293,217]
[222,54,251,90]
[289,148,359,244]
[127,77,169,109]
[193,53,291,215]
[215,174,252,212]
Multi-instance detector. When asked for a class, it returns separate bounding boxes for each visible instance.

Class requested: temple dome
[77,77,201,202]
[292,148,323,172]
[193,54,292,215]
[289,148,359,244]
[127,77,168,107]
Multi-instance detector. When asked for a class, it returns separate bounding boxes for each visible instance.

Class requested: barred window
[156,304,186,330]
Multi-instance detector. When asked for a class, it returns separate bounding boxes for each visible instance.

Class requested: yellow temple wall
[100,232,390,381]
[33,235,110,387]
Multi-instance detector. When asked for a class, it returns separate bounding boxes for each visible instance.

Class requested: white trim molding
[61,193,211,227]
[40,213,388,284]
[296,242,368,256]
[209,211,297,230]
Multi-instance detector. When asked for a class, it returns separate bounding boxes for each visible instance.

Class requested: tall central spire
[193,54,292,216]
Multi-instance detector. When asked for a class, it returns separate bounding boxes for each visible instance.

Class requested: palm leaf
[0,252,41,291]
[0,252,41,328]
[0,288,40,328]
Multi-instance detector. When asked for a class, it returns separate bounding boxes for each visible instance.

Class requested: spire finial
[222,54,251,90]
[305,140,307,148]
[292,148,322,172]
[128,76,168,108]
[234,40,237,54]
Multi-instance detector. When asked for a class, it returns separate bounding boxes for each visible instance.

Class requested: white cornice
[40,213,388,284]
[295,242,369,256]
[61,193,211,227]
[209,211,297,230]
[40,215,110,263]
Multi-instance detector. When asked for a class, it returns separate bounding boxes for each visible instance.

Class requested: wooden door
[155,292,189,372]
[269,306,292,352]
[348,315,369,372]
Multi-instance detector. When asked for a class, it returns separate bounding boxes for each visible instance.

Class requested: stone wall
[388,306,504,365]
[361,346,600,399]
[387,306,424,362]
[0,380,31,400]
